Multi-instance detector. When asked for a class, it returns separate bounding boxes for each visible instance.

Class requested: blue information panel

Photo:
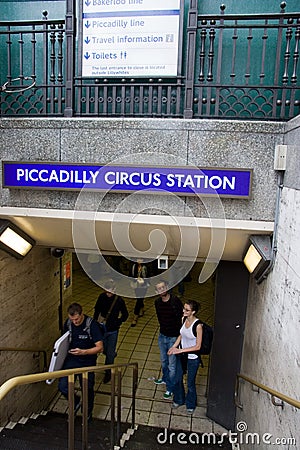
[2,162,252,198]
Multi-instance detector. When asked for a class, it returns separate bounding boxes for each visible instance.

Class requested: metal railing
[0,347,48,372]
[0,2,299,119]
[0,11,66,116]
[235,373,300,410]
[184,1,300,119]
[0,362,138,450]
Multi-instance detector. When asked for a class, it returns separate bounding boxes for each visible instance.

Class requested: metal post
[110,368,116,450]
[184,0,198,119]
[64,0,75,117]
[68,373,75,450]
[131,364,138,429]
[116,369,122,443]
[82,372,88,450]
[42,11,49,114]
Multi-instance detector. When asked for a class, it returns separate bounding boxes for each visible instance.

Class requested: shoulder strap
[67,318,72,342]
[192,319,201,337]
[83,316,93,339]
[183,317,201,337]
[105,295,118,322]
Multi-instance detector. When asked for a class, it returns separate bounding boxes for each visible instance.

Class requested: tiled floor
[50,260,227,436]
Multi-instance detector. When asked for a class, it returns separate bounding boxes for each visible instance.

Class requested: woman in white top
[168,300,203,414]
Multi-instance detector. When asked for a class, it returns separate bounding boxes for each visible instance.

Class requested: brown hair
[67,302,83,316]
[184,300,200,314]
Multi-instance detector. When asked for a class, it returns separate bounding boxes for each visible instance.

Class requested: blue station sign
[2,162,252,198]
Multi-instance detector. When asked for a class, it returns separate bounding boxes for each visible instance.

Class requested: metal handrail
[0,362,138,450]
[235,373,300,410]
[0,347,47,371]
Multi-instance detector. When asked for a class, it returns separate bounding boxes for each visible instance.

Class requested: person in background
[154,280,183,400]
[93,278,128,383]
[58,303,104,421]
[168,300,203,415]
[130,258,148,327]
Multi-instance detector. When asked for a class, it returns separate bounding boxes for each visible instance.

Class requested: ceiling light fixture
[243,235,272,283]
[0,219,35,259]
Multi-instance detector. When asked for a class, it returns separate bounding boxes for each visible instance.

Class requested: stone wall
[0,118,285,222]
[237,116,300,448]
[0,247,72,423]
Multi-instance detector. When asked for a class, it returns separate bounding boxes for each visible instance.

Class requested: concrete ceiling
[0,207,273,262]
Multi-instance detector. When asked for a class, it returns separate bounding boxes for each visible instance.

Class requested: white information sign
[81,0,181,77]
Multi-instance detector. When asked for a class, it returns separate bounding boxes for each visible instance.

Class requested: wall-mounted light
[0,219,35,259]
[243,235,272,283]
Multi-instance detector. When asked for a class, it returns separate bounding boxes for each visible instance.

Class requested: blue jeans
[103,330,118,366]
[173,355,200,410]
[58,356,95,415]
[158,334,177,393]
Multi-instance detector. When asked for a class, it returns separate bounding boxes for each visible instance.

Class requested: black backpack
[191,319,214,355]
[183,317,213,355]
[66,316,93,341]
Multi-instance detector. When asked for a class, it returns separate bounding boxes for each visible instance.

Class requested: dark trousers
[133,287,147,315]
[103,330,118,371]
[134,297,144,315]
[58,356,95,415]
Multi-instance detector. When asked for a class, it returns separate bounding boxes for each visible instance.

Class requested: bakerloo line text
[15,168,236,190]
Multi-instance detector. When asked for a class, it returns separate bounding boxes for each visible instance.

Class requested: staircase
[0,411,121,449]
[0,411,232,450]
[121,424,232,449]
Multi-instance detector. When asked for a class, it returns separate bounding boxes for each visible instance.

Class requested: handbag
[97,296,118,332]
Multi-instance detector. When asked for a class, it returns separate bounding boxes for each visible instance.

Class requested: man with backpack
[58,302,104,421]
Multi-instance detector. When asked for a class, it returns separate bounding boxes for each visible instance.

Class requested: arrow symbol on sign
[85,37,91,44]
[85,21,91,28]
[85,0,91,6]
[84,52,90,59]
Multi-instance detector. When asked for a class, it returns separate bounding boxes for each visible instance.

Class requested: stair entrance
[0,412,117,449]
[0,263,231,449]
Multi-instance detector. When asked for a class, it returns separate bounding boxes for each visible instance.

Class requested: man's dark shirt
[63,315,103,366]
[93,293,128,332]
[155,294,183,337]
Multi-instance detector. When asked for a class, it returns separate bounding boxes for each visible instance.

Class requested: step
[0,412,233,450]
[0,412,127,450]
[121,424,233,450]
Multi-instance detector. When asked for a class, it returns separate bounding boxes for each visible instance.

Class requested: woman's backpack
[192,320,214,355]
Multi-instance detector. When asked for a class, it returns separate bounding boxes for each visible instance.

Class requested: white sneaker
[163,391,173,400]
